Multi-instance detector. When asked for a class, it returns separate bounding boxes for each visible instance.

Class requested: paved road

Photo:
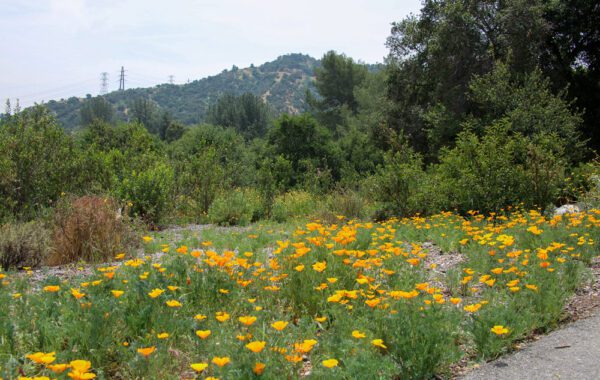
[461,310,600,380]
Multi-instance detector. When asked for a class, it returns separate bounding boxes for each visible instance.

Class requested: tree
[164,121,185,142]
[309,51,368,131]
[386,0,600,156]
[206,93,273,139]
[157,111,172,140]
[268,114,341,188]
[466,62,584,161]
[80,96,115,126]
[385,0,550,155]
[131,98,160,135]
[169,124,254,189]
[541,0,600,150]
[0,106,79,220]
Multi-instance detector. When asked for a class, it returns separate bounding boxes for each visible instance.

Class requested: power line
[100,72,109,95]
[119,66,126,91]
[3,67,187,107]
[4,79,97,102]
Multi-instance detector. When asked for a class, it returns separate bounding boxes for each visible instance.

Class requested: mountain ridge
[45,53,320,130]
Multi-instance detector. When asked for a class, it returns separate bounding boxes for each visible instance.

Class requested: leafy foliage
[309,51,368,131]
[3,1,600,227]
[80,96,115,126]
[385,0,598,155]
[434,123,564,214]
[271,190,317,222]
[208,188,262,226]
[268,114,341,189]
[0,106,79,220]
[206,93,273,139]
[467,63,584,160]
[117,162,174,226]
[367,147,427,218]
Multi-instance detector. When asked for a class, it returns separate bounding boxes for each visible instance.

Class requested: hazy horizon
[0,0,421,108]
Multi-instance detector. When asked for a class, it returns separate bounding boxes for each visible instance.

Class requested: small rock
[554,204,580,216]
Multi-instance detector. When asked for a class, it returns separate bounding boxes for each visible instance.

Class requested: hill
[45,53,319,130]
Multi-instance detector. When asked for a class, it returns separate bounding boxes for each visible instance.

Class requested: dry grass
[0,220,49,270]
[47,195,139,266]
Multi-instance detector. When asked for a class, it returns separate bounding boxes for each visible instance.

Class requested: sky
[0,0,422,107]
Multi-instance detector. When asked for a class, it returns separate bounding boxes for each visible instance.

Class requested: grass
[0,209,599,379]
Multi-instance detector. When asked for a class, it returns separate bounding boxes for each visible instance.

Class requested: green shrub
[208,188,262,226]
[268,114,342,187]
[0,221,50,270]
[523,135,566,209]
[578,160,600,209]
[169,124,255,189]
[174,147,224,214]
[367,148,426,218]
[434,123,565,214]
[0,106,79,220]
[325,189,370,220]
[117,161,174,226]
[297,159,335,194]
[271,190,318,222]
[433,124,527,214]
[255,156,294,218]
[583,174,600,209]
[48,195,139,266]
[169,195,209,225]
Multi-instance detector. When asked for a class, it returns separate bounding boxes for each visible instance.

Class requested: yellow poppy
[195,330,211,339]
[137,346,156,357]
[271,321,288,331]
[212,356,231,367]
[245,341,266,353]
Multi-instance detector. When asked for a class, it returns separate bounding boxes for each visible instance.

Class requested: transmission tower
[168,75,174,85]
[119,66,126,91]
[100,72,109,95]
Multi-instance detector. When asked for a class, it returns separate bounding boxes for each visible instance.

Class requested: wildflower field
[1,209,599,379]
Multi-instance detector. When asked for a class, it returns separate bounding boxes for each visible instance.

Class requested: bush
[268,114,342,187]
[434,123,565,214]
[577,160,600,209]
[325,189,370,220]
[271,190,318,222]
[48,196,139,266]
[0,106,79,221]
[169,195,209,225]
[208,188,263,226]
[583,174,600,209]
[0,221,50,270]
[174,147,224,214]
[367,148,426,218]
[169,124,254,189]
[433,125,527,214]
[117,161,174,226]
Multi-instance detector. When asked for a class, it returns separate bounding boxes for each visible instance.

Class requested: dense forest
[1,0,599,228]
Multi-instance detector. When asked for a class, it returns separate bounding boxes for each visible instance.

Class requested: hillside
[45,53,319,130]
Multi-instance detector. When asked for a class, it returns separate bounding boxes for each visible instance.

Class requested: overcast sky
[0,0,421,107]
